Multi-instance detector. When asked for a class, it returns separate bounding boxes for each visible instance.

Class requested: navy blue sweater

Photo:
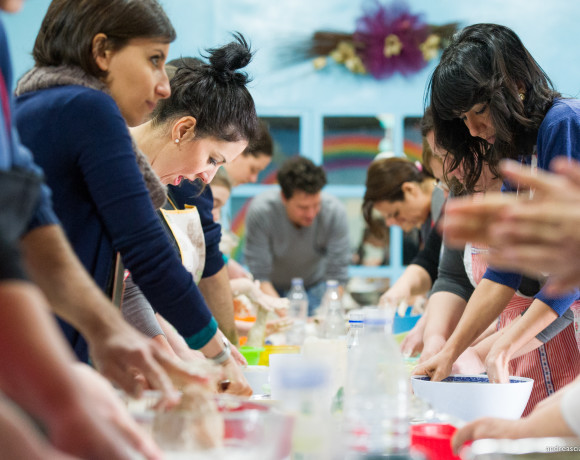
[483,99,580,315]
[15,84,216,361]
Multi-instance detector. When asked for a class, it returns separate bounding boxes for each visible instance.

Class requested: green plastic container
[239,346,265,365]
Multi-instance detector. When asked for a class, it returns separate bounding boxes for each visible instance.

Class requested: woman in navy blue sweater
[13,0,250,394]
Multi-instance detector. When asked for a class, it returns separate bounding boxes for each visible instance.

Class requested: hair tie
[414,160,423,172]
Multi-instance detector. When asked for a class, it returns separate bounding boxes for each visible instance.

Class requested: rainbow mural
[230,198,251,261]
[403,139,423,162]
[403,116,423,163]
[322,133,382,184]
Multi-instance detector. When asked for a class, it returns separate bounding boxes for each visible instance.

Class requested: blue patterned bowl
[411,374,533,422]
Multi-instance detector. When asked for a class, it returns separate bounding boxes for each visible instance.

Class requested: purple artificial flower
[354,0,430,79]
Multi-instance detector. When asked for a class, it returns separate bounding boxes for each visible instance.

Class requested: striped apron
[466,242,580,416]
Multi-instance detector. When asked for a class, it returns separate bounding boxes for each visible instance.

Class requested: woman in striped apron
[465,239,580,415]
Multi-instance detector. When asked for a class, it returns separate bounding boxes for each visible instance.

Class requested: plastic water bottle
[286,277,308,346]
[321,280,345,338]
[346,310,364,350]
[344,308,410,456]
[270,356,334,459]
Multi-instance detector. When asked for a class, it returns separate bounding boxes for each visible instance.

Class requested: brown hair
[362,157,432,236]
[33,0,175,79]
[243,119,273,158]
[210,168,232,191]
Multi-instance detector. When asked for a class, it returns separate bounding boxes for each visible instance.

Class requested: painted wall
[3,0,580,280]
[6,0,580,110]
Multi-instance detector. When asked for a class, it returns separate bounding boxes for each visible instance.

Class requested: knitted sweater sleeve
[59,91,216,347]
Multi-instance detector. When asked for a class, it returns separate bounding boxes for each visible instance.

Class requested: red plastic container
[411,423,460,460]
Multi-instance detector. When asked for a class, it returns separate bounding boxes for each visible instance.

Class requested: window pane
[257,116,300,184]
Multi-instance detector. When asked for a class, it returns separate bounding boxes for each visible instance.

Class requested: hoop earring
[519,92,525,101]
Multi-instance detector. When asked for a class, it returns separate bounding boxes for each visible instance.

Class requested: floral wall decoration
[301,1,458,79]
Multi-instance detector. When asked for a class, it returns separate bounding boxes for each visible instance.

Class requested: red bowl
[411,423,460,460]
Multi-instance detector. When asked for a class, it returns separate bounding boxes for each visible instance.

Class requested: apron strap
[111,252,125,308]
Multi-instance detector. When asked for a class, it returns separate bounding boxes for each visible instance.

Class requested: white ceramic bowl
[411,374,533,422]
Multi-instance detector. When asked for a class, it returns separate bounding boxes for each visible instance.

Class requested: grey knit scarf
[16,65,167,208]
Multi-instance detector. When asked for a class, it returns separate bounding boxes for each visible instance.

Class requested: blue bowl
[392,313,421,334]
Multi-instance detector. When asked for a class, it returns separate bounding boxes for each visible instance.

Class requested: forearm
[259,280,280,298]
[516,392,575,438]
[471,319,499,347]
[0,397,66,460]
[151,333,180,359]
[475,300,557,363]
[0,282,86,425]
[422,291,466,348]
[198,265,239,345]
[20,225,122,344]
[442,279,514,361]
[390,264,432,300]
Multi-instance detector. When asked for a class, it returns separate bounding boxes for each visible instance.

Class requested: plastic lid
[348,310,365,323]
[363,308,392,326]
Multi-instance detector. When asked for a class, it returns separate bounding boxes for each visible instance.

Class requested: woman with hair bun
[123,35,259,394]
[131,35,261,393]
[15,0,250,394]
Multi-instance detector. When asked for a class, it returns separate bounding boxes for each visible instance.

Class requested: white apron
[159,199,206,284]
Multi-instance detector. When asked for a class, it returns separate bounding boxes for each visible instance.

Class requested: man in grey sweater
[244,157,350,314]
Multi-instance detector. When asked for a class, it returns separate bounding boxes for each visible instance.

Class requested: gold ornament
[312,56,328,70]
[383,34,403,58]
[419,34,441,61]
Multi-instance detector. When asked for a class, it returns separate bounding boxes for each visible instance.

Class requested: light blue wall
[6,1,579,108]
[3,0,580,280]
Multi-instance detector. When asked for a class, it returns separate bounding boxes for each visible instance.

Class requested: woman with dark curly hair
[416,23,580,414]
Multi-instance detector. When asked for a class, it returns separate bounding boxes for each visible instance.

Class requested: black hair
[151,32,259,144]
[33,0,175,79]
[165,57,203,80]
[429,23,559,192]
[420,105,434,138]
[277,157,327,199]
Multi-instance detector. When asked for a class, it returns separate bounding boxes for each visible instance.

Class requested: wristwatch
[209,337,231,365]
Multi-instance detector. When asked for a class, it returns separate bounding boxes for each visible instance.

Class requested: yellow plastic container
[258,344,300,366]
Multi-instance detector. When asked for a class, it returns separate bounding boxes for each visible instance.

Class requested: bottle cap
[348,309,364,323]
[326,279,339,288]
[291,277,304,286]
